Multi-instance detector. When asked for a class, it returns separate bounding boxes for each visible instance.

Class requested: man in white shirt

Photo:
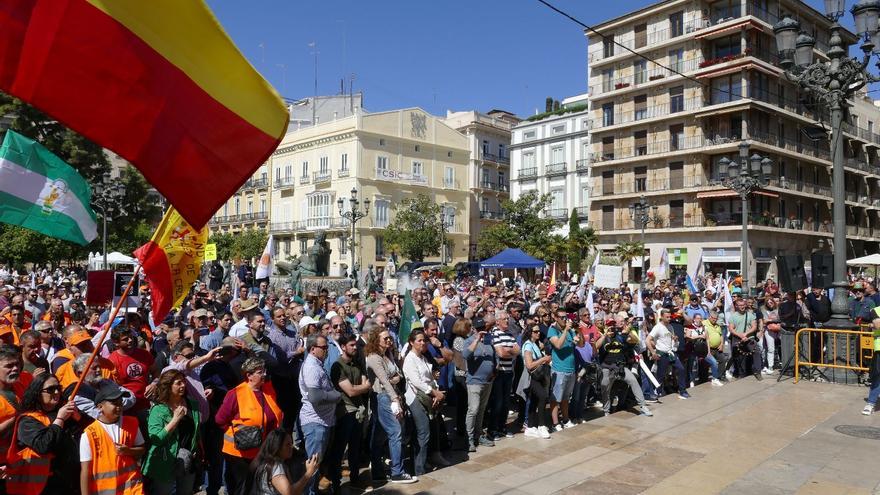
[647,309,690,399]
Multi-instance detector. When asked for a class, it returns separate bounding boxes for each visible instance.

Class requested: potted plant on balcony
[649,74,665,81]
[614,82,630,90]
[704,217,717,227]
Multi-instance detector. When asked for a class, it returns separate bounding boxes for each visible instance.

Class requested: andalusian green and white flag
[0,130,97,245]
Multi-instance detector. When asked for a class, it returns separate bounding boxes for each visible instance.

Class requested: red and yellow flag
[134,208,207,322]
[0,0,289,228]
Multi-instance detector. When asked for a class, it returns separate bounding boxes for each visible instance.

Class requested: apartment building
[510,93,592,233]
[264,107,470,277]
[586,0,880,283]
[443,109,520,258]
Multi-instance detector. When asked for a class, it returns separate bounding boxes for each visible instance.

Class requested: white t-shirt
[229,318,249,338]
[79,420,145,461]
[648,323,676,354]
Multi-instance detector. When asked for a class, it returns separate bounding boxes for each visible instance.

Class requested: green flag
[398,289,418,345]
[0,130,97,245]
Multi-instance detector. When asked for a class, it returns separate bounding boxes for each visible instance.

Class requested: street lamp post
[717,142,772,296]
[337,188,370,283]
[91,171,126,269]
[773,0,879,328]
[628,195,658,294]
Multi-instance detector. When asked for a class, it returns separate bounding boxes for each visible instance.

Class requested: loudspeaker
[776,255,808,292]
[810,253,834,289]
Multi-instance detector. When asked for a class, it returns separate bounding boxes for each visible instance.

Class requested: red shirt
[579,322,601,345]
[108,348,154,411]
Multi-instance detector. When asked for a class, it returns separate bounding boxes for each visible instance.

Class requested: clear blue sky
[207,0,836,118]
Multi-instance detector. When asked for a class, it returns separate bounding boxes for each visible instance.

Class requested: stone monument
[274,229,353,295]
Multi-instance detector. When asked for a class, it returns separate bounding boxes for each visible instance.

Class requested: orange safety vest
[0,317,28,346]
[221,382,282,459]
[0,383,24,466]
[82,416,144,495]
[56,357,117,389]
[6,411,52,495]
[40,312,71,326]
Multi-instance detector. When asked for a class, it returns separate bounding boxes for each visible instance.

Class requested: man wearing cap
[850,283,876,323]
[53,325,116,387]
[68,353,136,419]
[229,298,261,338]
[107,327,155,413]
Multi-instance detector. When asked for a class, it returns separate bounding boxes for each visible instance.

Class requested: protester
[461,318,496,452]
[402,330,443,477]
[521,323,552,438]
[251,429,320,495]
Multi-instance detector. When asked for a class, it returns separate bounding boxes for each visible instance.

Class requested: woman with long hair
[522,324,552,439]
[364,327,417,484]
[250,429,319,495]
[450,318,472,436]
[402,330,443,477]
[143,369,202,495]
[7,373,79,495]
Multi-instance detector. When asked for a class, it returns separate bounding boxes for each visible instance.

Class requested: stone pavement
[378,376,880,495]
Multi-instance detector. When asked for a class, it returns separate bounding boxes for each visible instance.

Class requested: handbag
[232,392,265,451]
[175,447,196,476]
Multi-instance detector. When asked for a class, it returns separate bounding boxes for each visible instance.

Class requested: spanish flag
[0,0,289,229]
[134,208,207,322]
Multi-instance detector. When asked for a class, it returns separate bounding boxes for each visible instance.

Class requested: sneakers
[503,430,514,438]
[863,404,875,416]
[761,367,774,375]
[711,378,724,387]
[467,443,477,453]
[553,424,564,432]
[537,426,551,439]
[524,427,540,438]
[391,473,418,484]
[754,372,764,381]
[678,391,691,400]
[593,400,604,408]
[639,406,653,417]
[725,370,734,380]
[562,420,576,429]
[689,381,695,388]
[644,395,661,404]
[478,436,495,447]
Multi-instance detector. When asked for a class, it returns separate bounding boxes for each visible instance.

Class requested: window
[307,193,332,228]
[523,130,536,140]
[375,236,385,259]
[551,146,564,165]
[260,198,266,212]
[603,35,615,58]
[235,198,240,215]
[447,151,453,158]
[602,103,615,126]
[523,152,536,168]
[414,145,420,152]
[499,144,506,159]
[442,206,456,230]
[633,130,647,155]
[670,124,685,151]
[283,239,291,256]
[550,190,564,211]
[634,95,647,121]
[340,153,348,171]
[379,138,386,146]
[669,11,684,37]
[299,238,308,254]
[552,124,565,135]
[602,136,615,160]
[669,86,684,113]
[285,164,292,178]
[713,34,741,59]
[482,140,489,155]
[275,167,281,180]
[223,204,228,216]
[319,156,328,173]
[668,48,684,72]
[634,23,647,49]
[710,75,742,104]
[339,237,347,255]
[247,201,253,214]
[377,156,388,171]
[444,167,455,187]
[412,161,423,177]
[635,166,647,192]
[301,161,309,178]
[374,198,390,228]
[481,197,489,213]
[498,171,506,187]
[602,69,614,92]
[633,60,647,85]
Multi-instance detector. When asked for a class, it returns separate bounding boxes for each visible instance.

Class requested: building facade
[264,107,470,277]
[586,0,880,284]
[510,93,592,234]
[443,109,520,259]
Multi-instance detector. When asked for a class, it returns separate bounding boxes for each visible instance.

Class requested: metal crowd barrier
[793,327,874,383]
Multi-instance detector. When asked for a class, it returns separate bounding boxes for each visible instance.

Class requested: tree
[615,240,644,283]
[476,191,558,259]
[232,229,268,261]
[383,194,445,262]
[533,234,568,267]
[568,210,582,273]
[208,232,236,262]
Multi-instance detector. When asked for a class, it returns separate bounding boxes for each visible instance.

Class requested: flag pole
[69,264,142,399]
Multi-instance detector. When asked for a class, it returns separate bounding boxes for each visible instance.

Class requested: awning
[703,255,741,263]
[695,104,751,119]
[696,189,779,199]
[694,19,762,40]
[695,60,779,80]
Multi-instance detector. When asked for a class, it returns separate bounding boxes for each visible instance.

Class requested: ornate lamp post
[716,141,772,295]
[337,188,370,282]
[628,195,658,294]
[91,171,126,269]
[773,0,879,328]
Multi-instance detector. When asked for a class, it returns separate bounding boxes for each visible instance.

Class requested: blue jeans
[488,370,513,434]
[550,370,575,403]
[407,399,431,476]
[302,422,332,495]
[656,352,687,394]
[868,380,880,406]
[372,393,404,478]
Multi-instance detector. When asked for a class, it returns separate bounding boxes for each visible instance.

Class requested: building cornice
[274,132,356,155]
[510,129,591,150]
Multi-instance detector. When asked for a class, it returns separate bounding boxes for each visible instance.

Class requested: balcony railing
[576,159,590,173]
[589,18,709,63]
[592,175,705,195]
[313,170,332,183]
[274,176,296,189]
[544,208,568,220]
[593,213,839,233]
[576,206,589,219]
[546,162,567,176]
[479,209,505,220]
[590,57,703,95]
[269,217,349,233]
[479,181,510,192]
[338,168,350,178]
[594,97,703,130]
[240,178,268,190]
[519,167,538,179]
[442,179,460,189]
[749,129,831,161]
[765,178,832,198]
[299,175,310,185]
[481,152,510,165]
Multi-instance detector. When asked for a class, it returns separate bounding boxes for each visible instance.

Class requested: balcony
[594,97,703,131]
[589,18,709,65]
[237,212,269,223]
[274,176,296,189]
[749,130,831,161]
[479,209,505,220]
[593,175,705,196]
[240,178,268,191]
[210,214,238,225]
[313,170,332,184]
[269,217,349,233]
[338,168,350,178]
[544,208,568,220]
[519,167,538,180]
[442,179,461,189]
[576,206,589,220]
[546,162,567,177]
[765,178,832,198]
[591,57,703,95]
[576,159,590,174]
[595,134,706,163]
[479,181,510,193]
[481,152,510,165]
[299,175,310,185]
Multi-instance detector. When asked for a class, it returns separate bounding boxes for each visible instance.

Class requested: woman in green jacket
[143,369,202,495]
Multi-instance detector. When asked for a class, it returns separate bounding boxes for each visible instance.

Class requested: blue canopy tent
[479,248,545,269]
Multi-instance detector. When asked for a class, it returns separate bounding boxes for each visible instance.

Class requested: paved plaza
[383,377,880,495]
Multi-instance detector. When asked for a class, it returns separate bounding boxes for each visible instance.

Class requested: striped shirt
[492,329,517,372]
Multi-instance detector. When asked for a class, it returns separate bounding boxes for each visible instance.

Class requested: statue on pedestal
[298,230,332,277]
[288,259,303,296]
[366,264,378,293]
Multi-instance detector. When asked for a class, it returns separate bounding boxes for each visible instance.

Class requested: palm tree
[570,226,598,272]
[615,240,644,283]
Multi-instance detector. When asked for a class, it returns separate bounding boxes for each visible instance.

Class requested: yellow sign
[205,243,217,261]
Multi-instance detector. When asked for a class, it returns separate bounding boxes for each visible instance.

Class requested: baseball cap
[94,381,131,404]
[68,330,92,347]
[192,308,209,319]
[299,316,318,327]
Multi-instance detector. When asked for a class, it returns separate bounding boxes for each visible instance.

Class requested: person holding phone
[461,318,496,452]
[547,309,583,431]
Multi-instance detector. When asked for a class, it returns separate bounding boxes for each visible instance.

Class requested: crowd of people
[0,263,876,495]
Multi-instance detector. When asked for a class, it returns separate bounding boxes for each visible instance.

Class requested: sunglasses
[41,385,62,395]
[313,345,329,350]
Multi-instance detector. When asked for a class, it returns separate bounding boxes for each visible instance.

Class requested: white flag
[722,277,734,318]
[692,251,704,281]
[255,235,274,279]
[656,247,669,279]
[590,250,601,277]
[586,288,595,319]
